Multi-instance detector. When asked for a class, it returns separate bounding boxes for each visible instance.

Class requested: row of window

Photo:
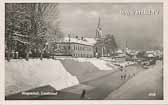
[73,53,93,57]
[73,44,92,51]
[53,43,93,51]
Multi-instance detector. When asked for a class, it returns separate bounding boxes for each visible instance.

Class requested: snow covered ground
[5,57,118,96]
[5,59,79,96]
[56,57,117,70]
[105,61,163,100]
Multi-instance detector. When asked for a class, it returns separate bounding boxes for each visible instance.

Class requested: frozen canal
[5,58,163,100]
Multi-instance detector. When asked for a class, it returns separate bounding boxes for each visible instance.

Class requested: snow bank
[61,59,99,77]
[88,59,114,70]
[5,59,79,96]
[79,58,116,70]
[58,58,116,71]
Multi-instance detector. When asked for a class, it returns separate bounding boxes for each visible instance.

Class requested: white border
[0,0,167,105]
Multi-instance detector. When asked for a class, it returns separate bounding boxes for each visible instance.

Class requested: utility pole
[68,33,71,56]
[124,40,128,53]
[126,40,128,49]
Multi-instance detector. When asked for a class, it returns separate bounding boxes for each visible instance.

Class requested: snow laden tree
[104,34,118,55]
[5,3,60,61]
[32,3,61,60]
[5,3,33,61]
[95,34,118,57]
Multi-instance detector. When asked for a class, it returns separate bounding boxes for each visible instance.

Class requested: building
[50,36,96,57]
[94,17,106,57]
[96,17,103,40]
[49,17,117,58]
[50,17,104,58]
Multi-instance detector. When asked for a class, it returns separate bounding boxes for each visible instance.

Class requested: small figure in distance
[80,89,86,99]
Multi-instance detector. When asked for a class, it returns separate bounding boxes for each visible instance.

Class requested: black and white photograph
[5,2,164,100]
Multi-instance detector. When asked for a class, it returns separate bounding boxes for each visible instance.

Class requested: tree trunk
[40,53,43,60]
[26,45,29,61]
[7,48,11,62]
[40,49,43,60]
[26,52,29,61]
[7,33,12,62]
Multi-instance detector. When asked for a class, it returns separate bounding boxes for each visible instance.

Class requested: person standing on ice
[123,65,127,80]
[80,89,86,99]
[120,65,126,80]
[120,66,123,79]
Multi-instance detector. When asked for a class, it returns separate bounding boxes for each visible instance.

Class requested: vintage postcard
[0,0,168,105]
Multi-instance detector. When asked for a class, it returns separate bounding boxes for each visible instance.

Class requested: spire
[97,17,101,28]
[96,17,102,40]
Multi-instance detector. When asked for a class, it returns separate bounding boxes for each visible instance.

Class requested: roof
[61,37,97,46]
[146,50,155,54]
[116,49,124,54]
[147,53,155,57]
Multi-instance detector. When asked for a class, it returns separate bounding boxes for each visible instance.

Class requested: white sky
[58,3,163,49]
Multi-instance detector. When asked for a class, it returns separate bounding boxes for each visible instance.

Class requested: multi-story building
[50,36,96,57]
[49,17,117,58]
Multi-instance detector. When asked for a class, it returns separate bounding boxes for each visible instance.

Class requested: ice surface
[105,61,163,100]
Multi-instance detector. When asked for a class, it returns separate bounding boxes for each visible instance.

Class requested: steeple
[96,17,102,40]
[97,17,101,28]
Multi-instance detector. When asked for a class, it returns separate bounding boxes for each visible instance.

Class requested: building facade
[49,17,117,58]
[71,43,94,57]
[50,37,96,58]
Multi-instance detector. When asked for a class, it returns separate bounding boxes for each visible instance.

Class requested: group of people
[120,66,127,80]
[119,65,136,80]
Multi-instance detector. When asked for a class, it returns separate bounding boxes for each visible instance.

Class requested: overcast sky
[58,3,163,50]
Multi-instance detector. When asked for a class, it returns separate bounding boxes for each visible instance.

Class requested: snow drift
[5,59,79,96]
[57,57,116,71]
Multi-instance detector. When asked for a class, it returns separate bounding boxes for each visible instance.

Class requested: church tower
[96,17,103,40]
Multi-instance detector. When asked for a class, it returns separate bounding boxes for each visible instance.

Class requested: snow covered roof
[146,50,155,54]
[147,53,155,57]
[116,49,124,54]
[61,37,97,46]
